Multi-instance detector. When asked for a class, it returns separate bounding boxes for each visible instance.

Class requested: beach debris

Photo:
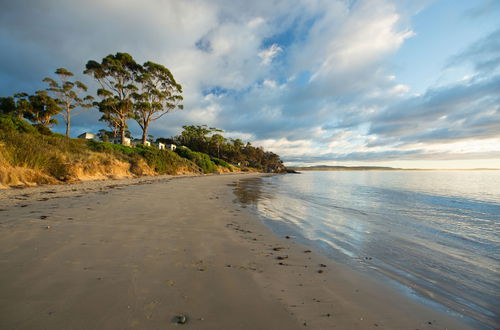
[364,257,372,260]
[273,247,285,251]
[319,263,327,267]
[317,270,324,273]
[276,255,288,260]
[172,314,188,324]
[285,235,291,239]
[304,250,311,253]
[45,225,51,229]
[20,204,28,207]
[40,215,48,220]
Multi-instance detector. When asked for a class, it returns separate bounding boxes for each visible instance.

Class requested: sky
[0,0,499,169]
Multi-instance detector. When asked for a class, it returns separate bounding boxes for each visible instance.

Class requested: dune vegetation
[0,115,203,188]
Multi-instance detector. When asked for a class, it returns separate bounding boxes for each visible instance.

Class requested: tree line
[0,52,182,144]
[173,125,285,172]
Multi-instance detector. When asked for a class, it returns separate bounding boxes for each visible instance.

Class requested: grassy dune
[0,115,237,188]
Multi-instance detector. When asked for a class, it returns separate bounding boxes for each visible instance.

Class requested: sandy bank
[0,173,471,329]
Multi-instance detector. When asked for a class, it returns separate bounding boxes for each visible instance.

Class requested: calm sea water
[233,171,500,329]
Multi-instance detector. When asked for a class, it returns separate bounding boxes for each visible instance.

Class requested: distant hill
[289,165,403,171]
[288,165,500,171]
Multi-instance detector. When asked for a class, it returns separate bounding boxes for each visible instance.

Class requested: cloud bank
[0,0,498,166]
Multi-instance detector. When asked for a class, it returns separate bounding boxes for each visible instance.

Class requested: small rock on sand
[173,315,188,324]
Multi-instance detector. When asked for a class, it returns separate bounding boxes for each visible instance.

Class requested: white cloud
[258,44,283,65]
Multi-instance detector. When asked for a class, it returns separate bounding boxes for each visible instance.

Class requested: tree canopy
[84,52,141,144]
[133,61,183,144]
[44,68,93,137]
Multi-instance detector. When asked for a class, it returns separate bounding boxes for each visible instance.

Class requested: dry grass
[0,116,201,188]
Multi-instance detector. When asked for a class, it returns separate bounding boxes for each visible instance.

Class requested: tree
[209,133,225,158]
[133,61,183,144]
[23,91,61,128]
[0,93,33,118]
[84,52,140,144]
[0,96,16,115]
[43,68,94,137]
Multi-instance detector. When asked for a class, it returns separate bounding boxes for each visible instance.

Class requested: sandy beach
[0,173,472,329]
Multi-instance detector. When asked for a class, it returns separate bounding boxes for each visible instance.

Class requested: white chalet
[77,132,96,140]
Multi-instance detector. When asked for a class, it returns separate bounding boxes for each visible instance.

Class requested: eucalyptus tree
[43,68,94,137]
[84,53,140,144]
[23,91,61,128]
[133,61,183,144]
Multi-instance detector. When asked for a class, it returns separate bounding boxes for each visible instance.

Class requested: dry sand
[0,173,472,329]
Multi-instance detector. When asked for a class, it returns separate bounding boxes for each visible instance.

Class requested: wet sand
[0,173,471,329]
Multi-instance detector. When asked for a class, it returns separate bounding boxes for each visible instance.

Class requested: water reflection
[232,171,500,329]
[229,177,270,206]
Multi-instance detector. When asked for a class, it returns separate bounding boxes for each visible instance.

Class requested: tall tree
[23,91,61,128]
[209,132,225,158]
[133,61,183,144]
[84,53,140,144]
[43,68,94,137]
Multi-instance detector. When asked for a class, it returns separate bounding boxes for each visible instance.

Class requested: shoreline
[0,173,472,329]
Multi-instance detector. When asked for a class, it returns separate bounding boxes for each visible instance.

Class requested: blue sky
[1,0,499,168]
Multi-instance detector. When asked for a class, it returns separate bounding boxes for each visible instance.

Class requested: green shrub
[0,114,37,134]
[211,157,233,171]
[87,140,137,156]
[87,141,201,175]
[135,144,199,174]
[176,146,218,173]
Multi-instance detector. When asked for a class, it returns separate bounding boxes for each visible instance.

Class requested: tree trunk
[65,111,71,137]
[141,120,150,145]
[120,114,127,145]
[120,127,126,145]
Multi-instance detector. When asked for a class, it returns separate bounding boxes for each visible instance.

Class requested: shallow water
[233,171,500,329]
